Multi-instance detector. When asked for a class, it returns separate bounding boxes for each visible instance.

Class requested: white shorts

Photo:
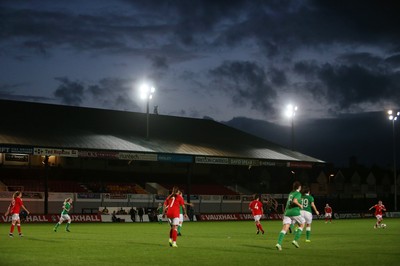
[375,215,382,220]
[301,210,313,224]
[168,218,180,226]
[253,215,262,222]
[157,214,163,220]
[283,215,305,225]
[325,213,332,218]
[179,214,184,223]
[11,213,20,221]
[60,214,71,222]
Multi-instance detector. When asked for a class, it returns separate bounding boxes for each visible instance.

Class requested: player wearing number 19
[301,186,319,242]
[249,194,265,234]
[275,181,305,251]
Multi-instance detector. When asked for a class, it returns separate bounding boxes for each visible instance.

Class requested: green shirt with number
[301,194,314,214]
[284,191,301,216]
[61,202,71,215]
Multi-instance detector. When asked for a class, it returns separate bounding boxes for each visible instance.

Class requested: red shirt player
[369,200,386,229]
[163,186,187,247]
[249,194,265,234]
[4,191,30,237]
[324,204,332,223]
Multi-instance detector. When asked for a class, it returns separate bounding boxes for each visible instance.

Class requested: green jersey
[301,194,314,213]
[61,202,71,215]
[284,191,301,216]
[157,206,163,214]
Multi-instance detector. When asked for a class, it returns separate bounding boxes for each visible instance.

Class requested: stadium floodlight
[388,110,399,211]
[286,104,298,150]
[139,84,155,140]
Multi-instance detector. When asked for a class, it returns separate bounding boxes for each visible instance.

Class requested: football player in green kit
[301,185,319,242]
[54,198,73,232]
[275,181,305,251]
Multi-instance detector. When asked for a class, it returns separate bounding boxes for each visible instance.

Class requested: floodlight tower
[140,84,155,140]
[388,110,399,211]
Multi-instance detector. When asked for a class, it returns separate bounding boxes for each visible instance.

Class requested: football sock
[306,228,311,240]
[172,229,178,241]
[10,224,15,233]
[169,229,173,238]
[277,231,285,245]
[17,224,21,233]
[178,225,181,234]
[54,223,60,229]
[259,224,264,232]
[66,222,70,230]
[294,228,303,241]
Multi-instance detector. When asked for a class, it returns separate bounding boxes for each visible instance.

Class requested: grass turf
[0,218,399,266]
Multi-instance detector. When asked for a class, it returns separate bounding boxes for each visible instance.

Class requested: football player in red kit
[369,200,386,229]
[324,204,332,223]
[249,194,265,234]
[163,186,187,247]
[4,191,30,237]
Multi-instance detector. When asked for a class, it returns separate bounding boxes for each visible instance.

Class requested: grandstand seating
[0,177,87,193]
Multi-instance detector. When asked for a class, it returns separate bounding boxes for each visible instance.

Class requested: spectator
[102,207,109,215]
[188,204,195,221]
[138,207,144,222]
[129,207,136,222]
[112,211,121,222]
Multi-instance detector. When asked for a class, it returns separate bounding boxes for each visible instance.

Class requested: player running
[4,191,30,238]
[300,186,319,242]
[369,200,386,229]
[324,204,333,223]
[249,194,265,234]
[157,203,164,224]
[275,181,305,251]
[54,198,73,232]
[163,187,187,247]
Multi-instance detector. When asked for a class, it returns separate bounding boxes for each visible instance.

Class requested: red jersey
[10,197,23,214]
[372,204,386,216]
[249,200,263,216]
[165,194,185,219]
[325,207,332,214]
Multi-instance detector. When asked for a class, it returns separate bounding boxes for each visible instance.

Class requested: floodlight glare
[285,104,298,118]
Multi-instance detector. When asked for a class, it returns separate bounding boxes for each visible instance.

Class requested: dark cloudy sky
[1,0,400,167]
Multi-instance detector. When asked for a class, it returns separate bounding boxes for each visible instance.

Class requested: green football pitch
[1,219,399,266]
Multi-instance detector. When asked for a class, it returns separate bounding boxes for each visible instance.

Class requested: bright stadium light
[388,109,399,211]
[139,83,155,140]
[286,104,298,150]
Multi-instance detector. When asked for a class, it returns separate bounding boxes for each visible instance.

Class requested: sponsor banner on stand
[76,193,102,201]
[34,148,78,157]
[195,156,261,166]
[0,146,33,154]
[118,152,157,161]
[198,213,283,221]
[0,214,102,223]
[78,150,119,159]
[386,212,400,218]
[49,192,74,202]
